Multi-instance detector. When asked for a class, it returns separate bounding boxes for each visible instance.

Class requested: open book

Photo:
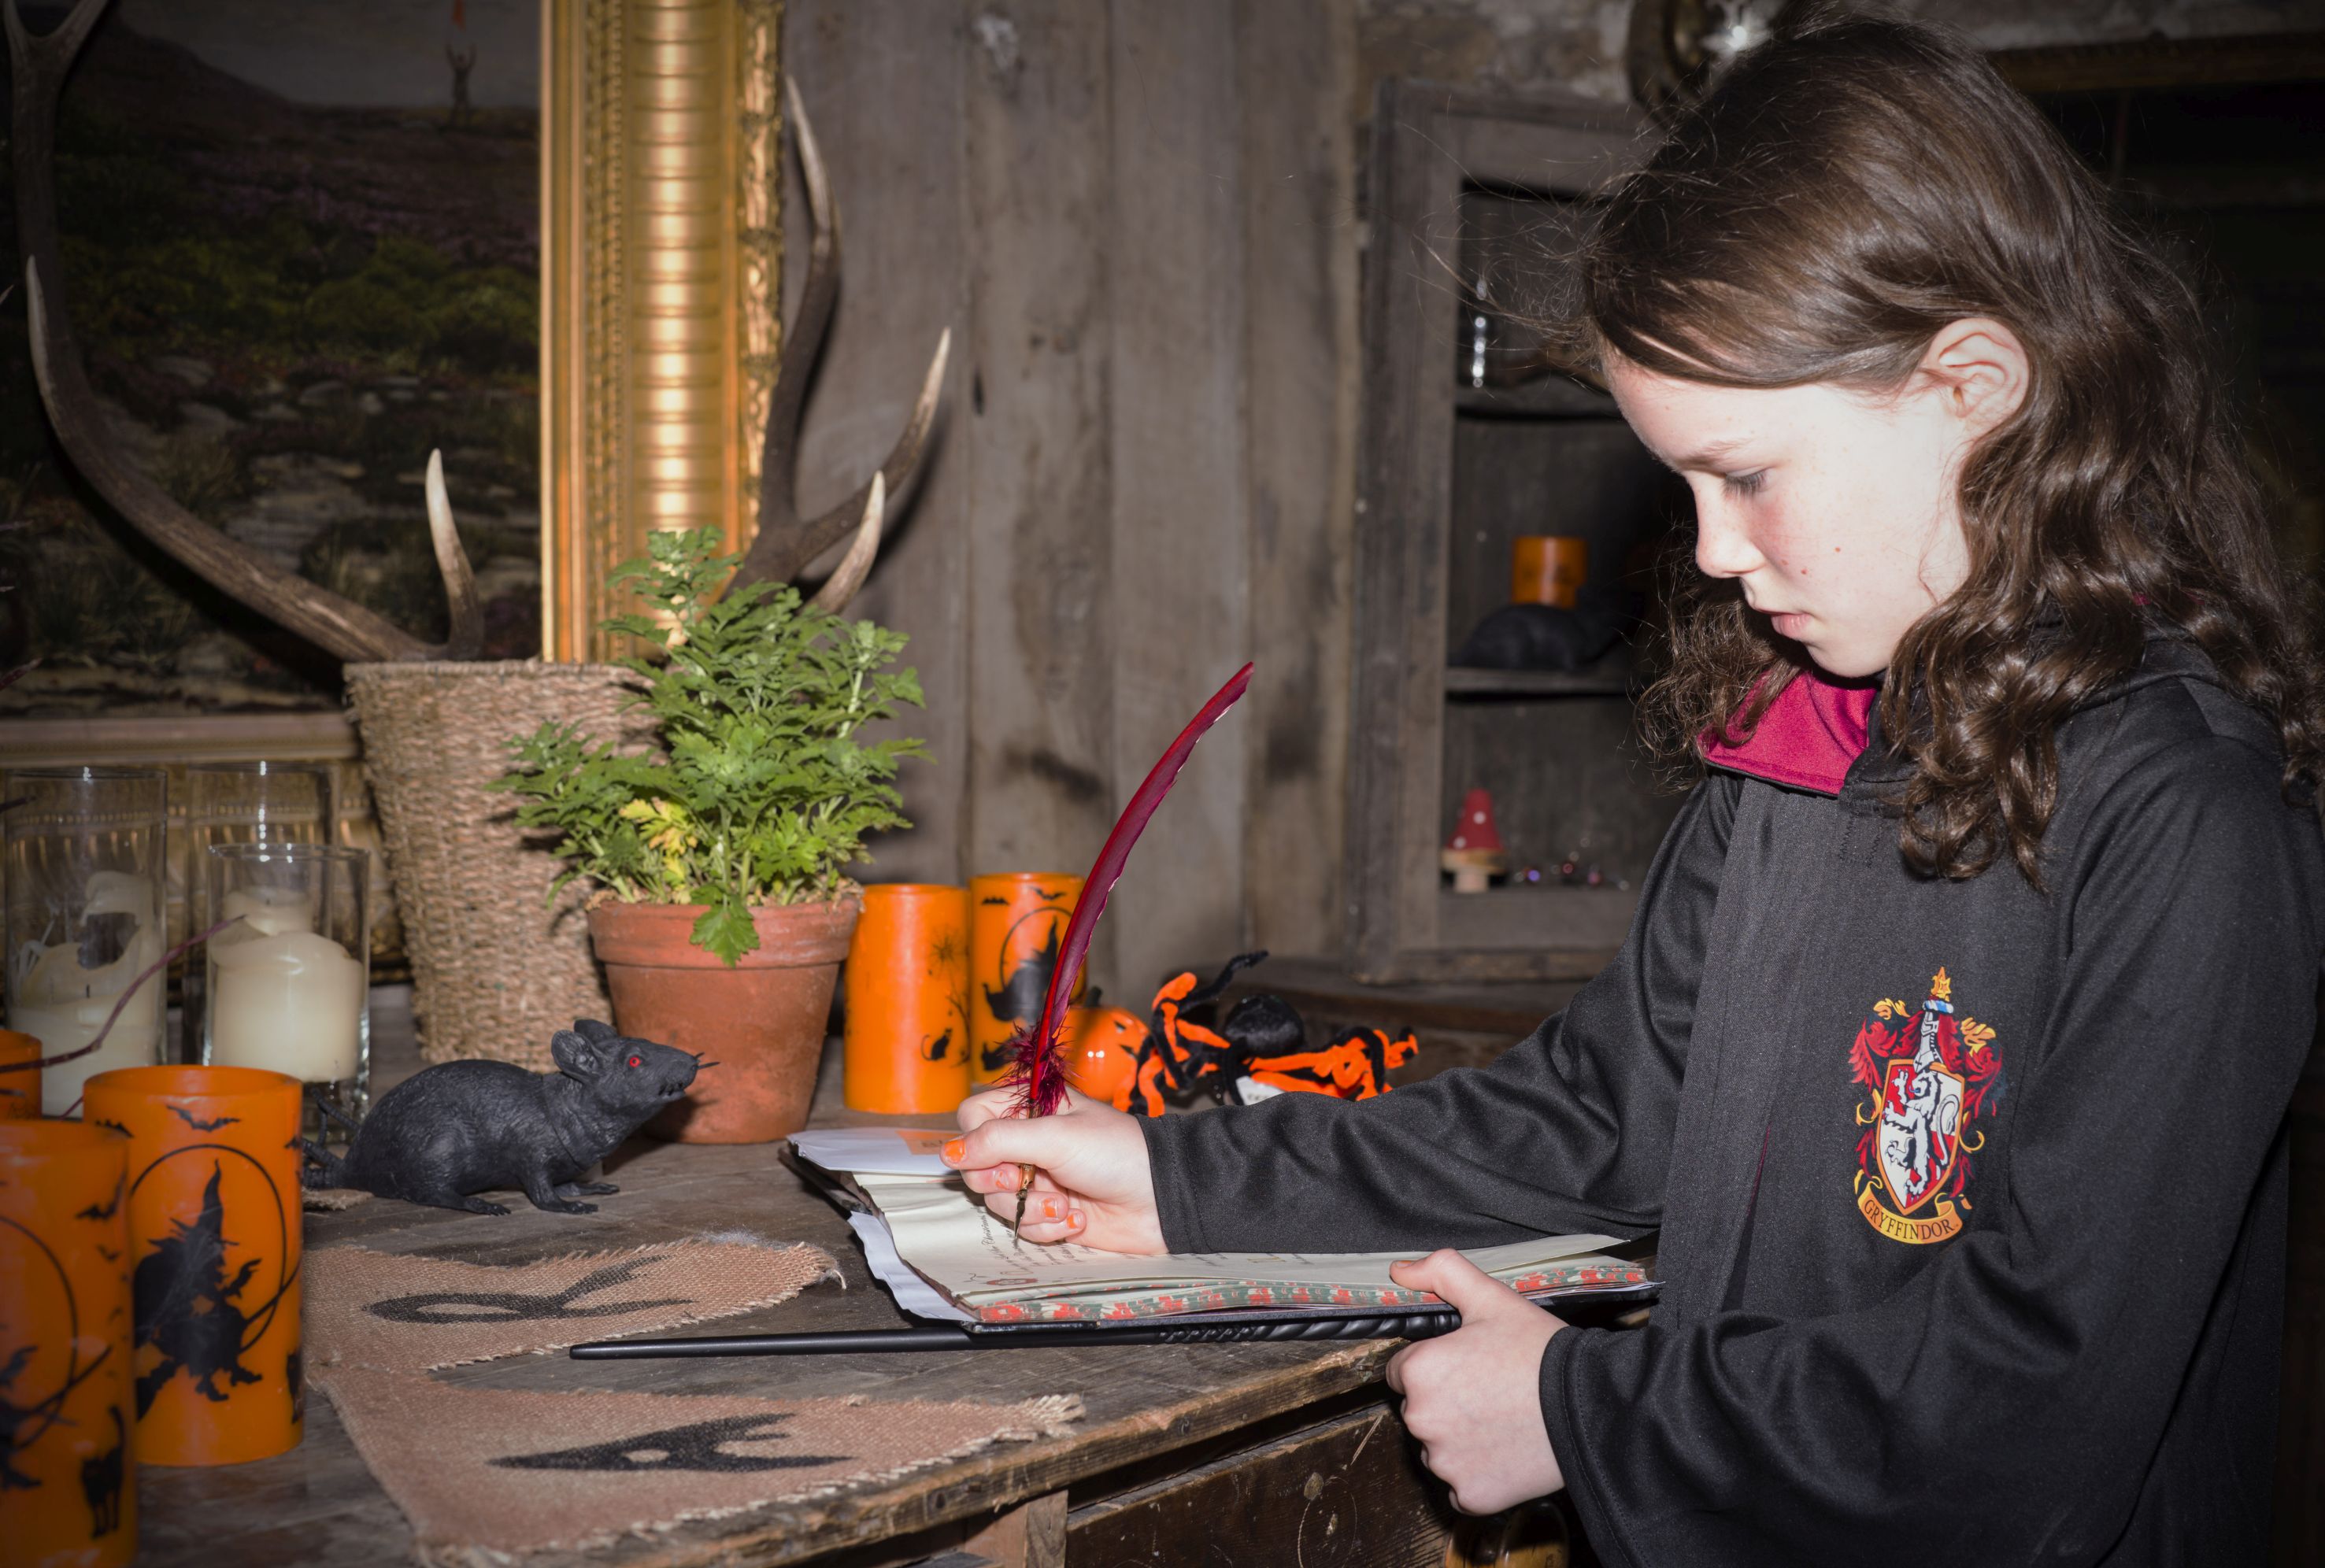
[790,1126,1653,1326]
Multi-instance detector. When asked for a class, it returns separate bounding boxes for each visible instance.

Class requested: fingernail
[942,1138,965,1163]
[1068,1211,1085,1230]
[1042,1197,1060,1219]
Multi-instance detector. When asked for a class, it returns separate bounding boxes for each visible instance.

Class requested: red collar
[1701,669,1877,796]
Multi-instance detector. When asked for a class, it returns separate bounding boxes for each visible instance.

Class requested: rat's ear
[550,1030,607,1080]
[573,1019,619,1041]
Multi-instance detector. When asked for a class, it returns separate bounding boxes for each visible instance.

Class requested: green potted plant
[495,527,923,1142]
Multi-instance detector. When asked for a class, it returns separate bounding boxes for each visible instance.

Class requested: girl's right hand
[945,1085,1167,1255]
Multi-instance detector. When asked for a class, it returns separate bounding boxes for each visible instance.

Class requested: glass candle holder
[176,763,334,1062]
[2,767,169,1116]
[199,844,371,1142]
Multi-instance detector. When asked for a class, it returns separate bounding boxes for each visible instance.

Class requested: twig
[0,913,244,1074]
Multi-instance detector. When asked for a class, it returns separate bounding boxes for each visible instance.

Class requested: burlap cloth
[307,1240,838,1373]
[324,1367,1083,1561]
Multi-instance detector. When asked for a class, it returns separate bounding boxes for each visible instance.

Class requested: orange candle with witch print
[0,1118,135,1568]
[82,1064,304,1467]
[844,884,972,1113]
[968,872,1085,1088]
[0,1027,39,1120]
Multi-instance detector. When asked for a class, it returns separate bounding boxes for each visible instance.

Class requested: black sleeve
[1538,737,2323,1566]
[1139,772,1741,1254]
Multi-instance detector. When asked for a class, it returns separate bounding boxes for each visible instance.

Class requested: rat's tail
[298,1139,347,1189]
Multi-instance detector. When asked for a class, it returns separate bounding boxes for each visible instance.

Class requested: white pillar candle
[6,871,164,1115]
[208,930,365,1082]
[221,886,317,937]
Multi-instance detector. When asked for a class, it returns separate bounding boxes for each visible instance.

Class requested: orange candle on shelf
[0,1027,39,1119]
[843,884,972,1113]
[1512,534,1588,608]
[0,1118,135,1568]
[82,1064,304,1468]
[968,872,1084,1088]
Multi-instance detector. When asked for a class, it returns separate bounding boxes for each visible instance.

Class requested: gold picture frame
[540,0,785,662]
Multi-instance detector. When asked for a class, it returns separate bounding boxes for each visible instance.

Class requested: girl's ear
[1920,316,2031,437]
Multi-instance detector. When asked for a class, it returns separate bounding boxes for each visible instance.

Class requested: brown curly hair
[1571,8,2325,886]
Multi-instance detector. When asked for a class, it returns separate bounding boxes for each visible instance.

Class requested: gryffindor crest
[1849,969,2006,1244]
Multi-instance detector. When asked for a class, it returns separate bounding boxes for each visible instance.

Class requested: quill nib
[1012,1163,1034,1238]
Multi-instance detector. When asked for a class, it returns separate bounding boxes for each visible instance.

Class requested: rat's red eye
[626,1054,642,1068]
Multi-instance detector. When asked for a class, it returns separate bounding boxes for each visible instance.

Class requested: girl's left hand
[1383,1249,1568,1514]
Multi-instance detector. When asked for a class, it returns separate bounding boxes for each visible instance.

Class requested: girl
[944,11,2325,1563]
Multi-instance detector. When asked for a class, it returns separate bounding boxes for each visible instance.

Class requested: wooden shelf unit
[1349,82,1679,984]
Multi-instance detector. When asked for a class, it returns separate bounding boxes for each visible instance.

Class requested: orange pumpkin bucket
[82,1064,304,1467]
[0,1118,136,1567]
[0,1027,39,1120]
[843,884,972,1113]
[1061,1005,1145,1107]
[967,873,1084,1088]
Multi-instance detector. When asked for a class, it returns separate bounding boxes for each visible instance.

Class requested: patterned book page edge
[968,1259,1651,1322]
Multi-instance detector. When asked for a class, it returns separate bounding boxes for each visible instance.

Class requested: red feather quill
[1002,662,1254,1119]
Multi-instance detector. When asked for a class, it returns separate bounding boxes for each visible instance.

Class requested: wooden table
[135,988,1612,1567]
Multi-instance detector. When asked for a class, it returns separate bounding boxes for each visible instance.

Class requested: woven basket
[344,660,652,1069]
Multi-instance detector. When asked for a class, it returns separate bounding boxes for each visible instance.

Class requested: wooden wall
[782,1,1359,999]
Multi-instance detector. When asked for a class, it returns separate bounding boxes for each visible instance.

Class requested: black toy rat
[302,1020,705,1215]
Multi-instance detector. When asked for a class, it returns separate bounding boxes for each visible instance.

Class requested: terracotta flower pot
[585,897,861,1144]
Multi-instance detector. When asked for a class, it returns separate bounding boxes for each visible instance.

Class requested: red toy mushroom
[1442,786,1509,893]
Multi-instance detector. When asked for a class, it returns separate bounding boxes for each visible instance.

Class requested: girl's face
[1609,349,1997,679]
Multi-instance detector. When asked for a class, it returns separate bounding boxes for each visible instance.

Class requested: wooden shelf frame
[1347,80,1651,983]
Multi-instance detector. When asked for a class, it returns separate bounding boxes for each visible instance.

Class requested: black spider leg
[1178,951,1271,1011]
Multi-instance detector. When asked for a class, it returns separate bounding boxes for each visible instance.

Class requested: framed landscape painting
[0,0,544,719]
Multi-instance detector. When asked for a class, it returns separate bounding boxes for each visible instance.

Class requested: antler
[6,0,483,663]
[726,74,950,608]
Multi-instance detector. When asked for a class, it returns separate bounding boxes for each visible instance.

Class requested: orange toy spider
[1065,952,1419,1115]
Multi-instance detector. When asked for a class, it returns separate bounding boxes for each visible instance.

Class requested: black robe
[1141,639,2323,1566]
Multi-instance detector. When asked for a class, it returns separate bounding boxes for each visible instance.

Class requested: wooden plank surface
[782,1,972,889]
[953,0,1127,1004]
[1068,1400,1452,1567]
[133,993,1413,1567]
[1236,0,1362,965]
[1103,0,1252,988]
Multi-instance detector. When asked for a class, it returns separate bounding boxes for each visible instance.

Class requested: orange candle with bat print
[0,1118,135,1567]
[968,873,1085,1088]
[844,884,972,1113]
[0,1028,39,1120]
[82,1065,303,1467]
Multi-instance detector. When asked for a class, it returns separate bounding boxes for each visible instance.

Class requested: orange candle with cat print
[0,1118,136,1567]
[844,884,972,1113]
[82,1064,304,1467]
[968,873,1084,1088]
[0,1027,39,1119]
